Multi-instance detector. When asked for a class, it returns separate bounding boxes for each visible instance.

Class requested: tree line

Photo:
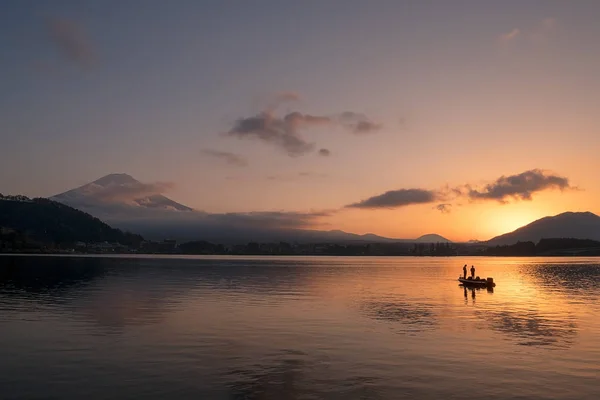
[485,238,600,256]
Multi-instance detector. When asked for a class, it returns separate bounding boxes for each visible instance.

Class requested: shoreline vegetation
[2,239,600,257]
[2,195,600,257]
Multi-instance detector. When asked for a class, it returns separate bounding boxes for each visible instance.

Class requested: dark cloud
[201,149,248,167]
[346,189,437,209]
[225,96,381,156]
[339,112,382,134]
[45,16,95,68]
[284,112,331,127]
[435,203,452,214]
[348,169,575,212]
[318,148,331,156]
[227,111,323,156]
[467,169,573,203]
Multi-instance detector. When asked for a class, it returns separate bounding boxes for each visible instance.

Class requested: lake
[1,255,599,399]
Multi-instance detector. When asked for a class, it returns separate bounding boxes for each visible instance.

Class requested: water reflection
[226,354,307,400]
[0,257,189,329]
[478,308,578,348]
[521,263,600,292]
[225,349,383,400]
[0,256,110,294]
[359,299,437,333]
[1,256,599,399]
[453,266,582,348]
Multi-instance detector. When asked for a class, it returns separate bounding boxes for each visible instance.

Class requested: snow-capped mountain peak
[51,173,193,211]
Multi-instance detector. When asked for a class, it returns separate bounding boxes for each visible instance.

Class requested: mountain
[115,221,451,245]
[52,173,192,212]
[279,230,451,244]
[486,212,600,246]
[0,196,143,246]
[49,173,452,244]
[415,234,451,243]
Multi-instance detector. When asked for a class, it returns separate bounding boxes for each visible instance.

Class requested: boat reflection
[460,284,493,303]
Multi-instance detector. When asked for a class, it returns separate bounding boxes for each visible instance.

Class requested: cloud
[225,95,381,156]
[226,111,324,156]
[206,210,333,230]
[498,18,558,45]
[435,203,452,214]
[467,169,572,203]
[345,168,575,211]
[346,189,438,209]
[87,182,175,203]
[284,112,332,127]
[339,112,383,134]
[265,171,328,182]
[87,202,333,231]
[498,28,520,43]
[201,149,248,167]
[318,148,331,157]
[45,16,95,68]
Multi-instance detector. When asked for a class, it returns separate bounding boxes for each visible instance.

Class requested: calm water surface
[1,255,599,399]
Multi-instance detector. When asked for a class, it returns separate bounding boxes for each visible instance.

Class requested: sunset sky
[2,0,599,241]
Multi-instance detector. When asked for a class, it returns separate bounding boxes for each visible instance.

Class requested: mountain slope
[0,196,143,245]
[486,212,600,246]
[52,173,192,211]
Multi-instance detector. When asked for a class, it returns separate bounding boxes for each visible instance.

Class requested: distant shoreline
[2,252,600,258]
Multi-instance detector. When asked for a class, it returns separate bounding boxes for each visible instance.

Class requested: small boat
[458,276,496,288]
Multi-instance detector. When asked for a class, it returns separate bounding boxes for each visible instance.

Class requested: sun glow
[487,208,539,237]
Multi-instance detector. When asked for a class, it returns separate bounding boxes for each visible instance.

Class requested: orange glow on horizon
[317,189,592,242]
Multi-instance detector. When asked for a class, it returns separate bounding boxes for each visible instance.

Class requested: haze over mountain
[50,174,451,244]
[486,212,600,246]
[52,173,192,212]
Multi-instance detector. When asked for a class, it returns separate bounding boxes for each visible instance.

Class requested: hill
[415,234,451,243]
[486,212,600,246]
[0,195,143,247]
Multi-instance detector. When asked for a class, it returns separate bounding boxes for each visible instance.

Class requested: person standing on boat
[470,265,475,278]
[463,264,467,279]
